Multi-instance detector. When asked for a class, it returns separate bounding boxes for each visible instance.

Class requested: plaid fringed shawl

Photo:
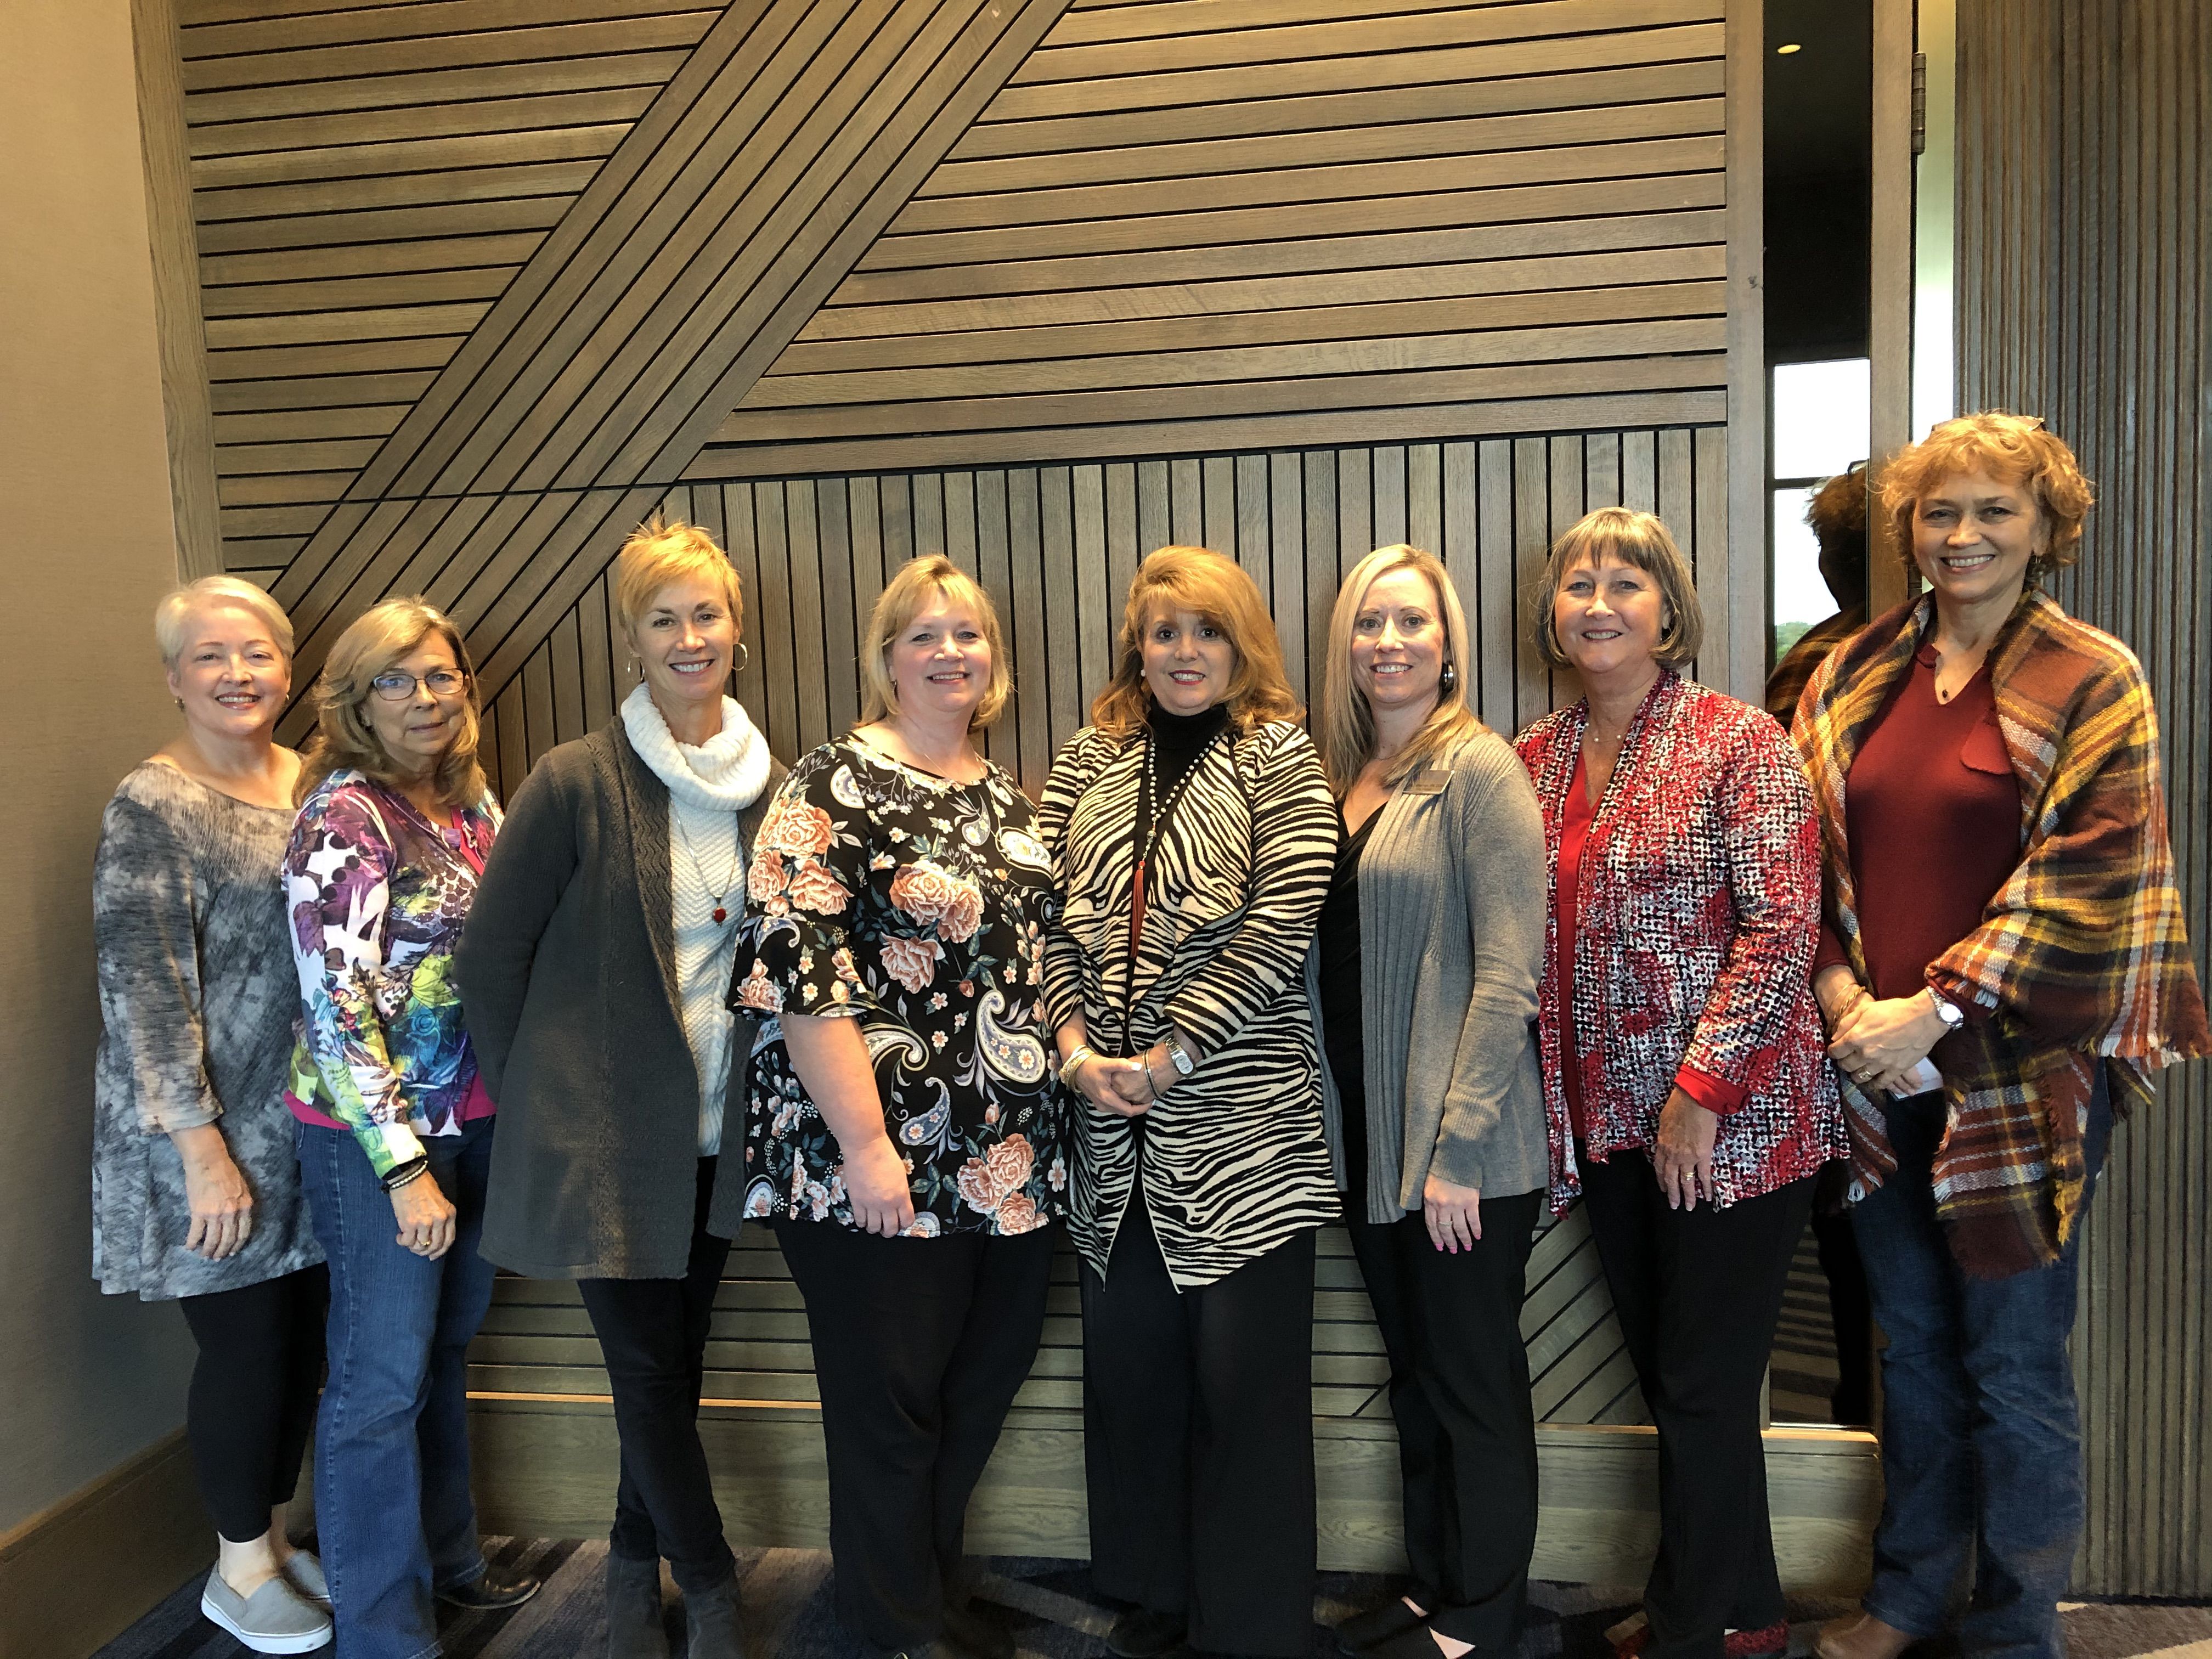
[1794,591,2209,1278]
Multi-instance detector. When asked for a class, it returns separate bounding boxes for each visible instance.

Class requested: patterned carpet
[94,1541,2212,1659]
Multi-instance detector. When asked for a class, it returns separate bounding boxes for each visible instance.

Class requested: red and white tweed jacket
[1515,673,1844,1211]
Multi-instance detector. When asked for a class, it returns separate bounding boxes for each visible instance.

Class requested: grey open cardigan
[1306,728,1550,1222]
[459,717,785,1279]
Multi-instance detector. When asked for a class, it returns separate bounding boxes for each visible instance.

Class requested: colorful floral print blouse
[732,736,1068,1238]
[284,769,501,1178]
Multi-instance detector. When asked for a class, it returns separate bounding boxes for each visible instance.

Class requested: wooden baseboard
[0,1430,209,1659]
[467,1397,1880,1594]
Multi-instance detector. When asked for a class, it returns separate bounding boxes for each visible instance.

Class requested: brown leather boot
[1813,1611,1916,1659]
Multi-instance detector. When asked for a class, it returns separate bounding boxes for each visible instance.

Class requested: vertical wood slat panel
[1956,0,2209,1596]
[505,428,1727,797]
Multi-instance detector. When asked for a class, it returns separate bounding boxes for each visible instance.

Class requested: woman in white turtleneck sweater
[462,517,783,1659]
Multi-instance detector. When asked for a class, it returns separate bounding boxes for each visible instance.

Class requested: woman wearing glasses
[285,598,538,1659]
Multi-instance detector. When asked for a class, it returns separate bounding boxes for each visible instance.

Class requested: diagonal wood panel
[270,0,1072,733]
[696,0,1731,478]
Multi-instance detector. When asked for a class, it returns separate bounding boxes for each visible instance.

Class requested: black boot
[683,1570,746,1659]
[606,1552,669,1659]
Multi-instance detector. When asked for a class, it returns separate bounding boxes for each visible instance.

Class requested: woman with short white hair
[93,575,332,1653]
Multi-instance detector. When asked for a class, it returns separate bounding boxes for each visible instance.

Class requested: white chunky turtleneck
[620,681,774,1154]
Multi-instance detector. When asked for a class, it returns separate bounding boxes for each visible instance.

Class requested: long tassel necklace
[673,808,742,925]
[1128,727,1224,955]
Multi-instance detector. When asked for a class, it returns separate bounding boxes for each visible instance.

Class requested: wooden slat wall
[479,430,1729,794]
[178,0,712,578]
[697,0,1731,477]
[1955,0,2210,1598]
[471,1216,1646,1428]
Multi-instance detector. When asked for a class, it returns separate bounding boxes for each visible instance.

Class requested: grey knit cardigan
[460,718,784,1279]
[1306,729,1550,1222]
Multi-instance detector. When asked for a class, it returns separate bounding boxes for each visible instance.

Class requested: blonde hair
[1530,507,1705,670]
[859,555,1012,730]
[611,514,744,641]
[1881,411,2095,576]
[154,575,293,669]
[1090,546,1301,737]
[1319,545,1486,792]
[298,597,488,809]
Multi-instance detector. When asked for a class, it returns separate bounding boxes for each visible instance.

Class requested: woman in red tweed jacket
[1514,508,1844,1659]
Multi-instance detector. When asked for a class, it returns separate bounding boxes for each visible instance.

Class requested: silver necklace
[672,809,741,925]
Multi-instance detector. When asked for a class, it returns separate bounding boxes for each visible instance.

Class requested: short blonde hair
[1530,507,1705,670]
[299,597,488,809]
[1091,546,1302,737]
[611,514,743,641]
[155,576,293,669]
[1881,411,2095,573]
[1318,545,1486,792]
[859,555,1012,730]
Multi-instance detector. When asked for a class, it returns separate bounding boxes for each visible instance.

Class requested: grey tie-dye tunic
[93,763,322,1300]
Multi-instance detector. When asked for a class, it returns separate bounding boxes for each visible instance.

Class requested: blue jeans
[1851,1069,2112,1659]
[300,1116,499,1659]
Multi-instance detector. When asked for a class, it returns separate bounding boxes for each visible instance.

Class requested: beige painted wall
[0,0,200,1531]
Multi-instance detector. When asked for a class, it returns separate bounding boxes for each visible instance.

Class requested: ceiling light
[1776,42,1802,53]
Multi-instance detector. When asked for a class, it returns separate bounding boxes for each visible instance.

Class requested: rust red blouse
[1812,642,2022,1014]
[1516,673,1845,1210]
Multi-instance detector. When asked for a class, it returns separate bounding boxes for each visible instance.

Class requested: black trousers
[1345,1190,1544,1650]
[777,1216,1056,1652]
[1081,1194,1318,1658]
[176,1263,329,1543]
[577,1157,736,1594]
[1580,1152,1816,1659]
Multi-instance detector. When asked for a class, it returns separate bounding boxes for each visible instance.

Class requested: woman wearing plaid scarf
[1793,414,2208,1659]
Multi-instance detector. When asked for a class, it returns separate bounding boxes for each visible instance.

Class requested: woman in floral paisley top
[732,556,1065,1659]
[284,598,538,1659]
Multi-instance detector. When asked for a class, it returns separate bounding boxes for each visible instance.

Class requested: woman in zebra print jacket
[1039,546,1339,1659]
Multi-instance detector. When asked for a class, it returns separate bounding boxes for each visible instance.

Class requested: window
[1770,358,1869,664]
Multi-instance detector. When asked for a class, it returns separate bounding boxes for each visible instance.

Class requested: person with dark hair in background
[1767,464,1870,729]
[1765,463,1876,1429]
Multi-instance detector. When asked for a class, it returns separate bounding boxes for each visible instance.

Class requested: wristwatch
[1925,987,1965,1034]
[1161,1035,1196,1076]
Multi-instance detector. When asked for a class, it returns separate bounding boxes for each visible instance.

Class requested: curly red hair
[1881,411,2096,571]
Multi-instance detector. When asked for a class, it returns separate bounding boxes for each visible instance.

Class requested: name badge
[1404,768,1449,795]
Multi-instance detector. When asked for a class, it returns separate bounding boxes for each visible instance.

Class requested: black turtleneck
[1144,700,1232,799]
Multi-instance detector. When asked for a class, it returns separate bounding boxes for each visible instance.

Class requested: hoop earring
[1439,661,1458,695]
[733,642,749,672]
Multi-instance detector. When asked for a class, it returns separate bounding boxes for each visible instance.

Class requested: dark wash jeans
[1851,1068,2113,1659]
[300,1115,499,1659]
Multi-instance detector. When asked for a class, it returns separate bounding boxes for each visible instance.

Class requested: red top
[1555,753,1746,1144]
[1814,642,2022,1014]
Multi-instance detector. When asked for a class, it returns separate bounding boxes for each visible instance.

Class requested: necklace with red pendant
[673,809,741,924]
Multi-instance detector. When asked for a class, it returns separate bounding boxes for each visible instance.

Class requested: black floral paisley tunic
[732,736,1068,1238]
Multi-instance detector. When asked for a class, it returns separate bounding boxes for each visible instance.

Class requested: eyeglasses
[369,668,469,703]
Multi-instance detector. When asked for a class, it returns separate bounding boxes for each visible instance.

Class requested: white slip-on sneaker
[282,1550,330,1607]
[200,1567,333,1654]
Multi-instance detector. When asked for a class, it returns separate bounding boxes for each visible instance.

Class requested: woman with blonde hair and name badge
[733,555,1067,1659]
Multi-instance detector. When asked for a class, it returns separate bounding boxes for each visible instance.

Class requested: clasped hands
[1067,1048,1169,1118]
[1816,966,1948,1096]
